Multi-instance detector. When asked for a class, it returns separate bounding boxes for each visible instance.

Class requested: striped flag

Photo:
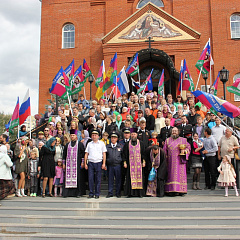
[95,60,105,88]
[182,59,194,92]
[126,53,139,77]
[19,89,31,125]
[158,69,164,96]
[210,72,220,96]
[9,97,20,134]
[83,59,92,81]
[50,67,68,99]
[192,90,240,118]
[195,39,214,74]
[72,65,84,95]
[137,69,154,94]
[227,78,240,97]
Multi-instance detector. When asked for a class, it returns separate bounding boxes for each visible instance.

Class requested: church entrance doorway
[131,48,179,98]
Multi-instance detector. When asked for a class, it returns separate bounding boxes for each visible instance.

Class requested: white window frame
[234,73,240,101]
[62,23,75,49]
[137,0,164,9]
[200,85,210,93]
[230,14,240,39]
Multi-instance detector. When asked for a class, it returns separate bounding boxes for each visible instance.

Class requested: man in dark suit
[177,115,193,143]
[118,127,131,191]
[144,107,155,134]
[119,128,131,147]
[158,118,173,148]
[137,119,151,149]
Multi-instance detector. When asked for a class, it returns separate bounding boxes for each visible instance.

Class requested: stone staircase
[1,172,240,239]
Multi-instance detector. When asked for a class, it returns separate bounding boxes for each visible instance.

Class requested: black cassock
[122,140,146,197]
[145,146,168,197]
[62,141,87,197]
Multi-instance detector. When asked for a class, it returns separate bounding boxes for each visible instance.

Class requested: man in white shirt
[85,129,107,199]
[211,118,226,144]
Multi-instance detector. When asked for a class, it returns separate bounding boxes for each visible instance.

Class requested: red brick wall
[39,0,240,113]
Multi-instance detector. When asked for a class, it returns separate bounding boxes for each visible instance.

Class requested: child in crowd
[53,159,64,197]
[28,152,39,197]
[217,155,239,197]
[101,132,109,145]
[149,132,159,146]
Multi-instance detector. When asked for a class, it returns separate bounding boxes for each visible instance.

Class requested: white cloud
[0,83,38,115]
[0,0,41,115]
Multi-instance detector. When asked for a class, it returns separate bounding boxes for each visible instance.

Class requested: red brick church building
[39,0,240,113]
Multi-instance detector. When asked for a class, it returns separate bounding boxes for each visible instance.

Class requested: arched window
[233,73,240,101]
[230,14,240,39]
[62,23,75,49]
[137,0,164,9]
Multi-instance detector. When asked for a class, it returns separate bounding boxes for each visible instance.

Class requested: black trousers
[204,156,217,188]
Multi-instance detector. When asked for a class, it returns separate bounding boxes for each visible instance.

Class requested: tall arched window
[137,0,164,9]
[230,14,240,39]
[62,23,75,49]
[234,73,240,101]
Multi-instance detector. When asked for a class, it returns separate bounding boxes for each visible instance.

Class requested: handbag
[148,167,156,181]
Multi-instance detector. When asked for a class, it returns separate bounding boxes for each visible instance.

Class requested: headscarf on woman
[115,113,122,130]
[44,137,56,152]
[82,130,91,147]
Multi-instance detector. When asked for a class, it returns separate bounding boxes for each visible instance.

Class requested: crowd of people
[1,91,240,202]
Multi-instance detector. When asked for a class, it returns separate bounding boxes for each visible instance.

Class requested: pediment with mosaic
[119,14,182,40]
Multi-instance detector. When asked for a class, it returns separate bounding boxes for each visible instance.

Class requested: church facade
[39,0,240,113]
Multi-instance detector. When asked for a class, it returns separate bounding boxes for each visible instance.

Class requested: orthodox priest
[163,127,191,196]
[62,129,86,197]
[122,128,145,197]
[145,145,167,197]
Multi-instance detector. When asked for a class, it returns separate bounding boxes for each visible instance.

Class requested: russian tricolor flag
[112,67,130,98]
[145,68,154,92]
[19,89,31,125]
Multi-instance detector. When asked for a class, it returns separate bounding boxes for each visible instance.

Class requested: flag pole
[29,117,32,139]
[209,38,212,87]
[180,60,183,96]
[17,125,19,139]
[66,91,73,114]
[83,87,87,100]
[115,76,117,103]
[195,66,203,91]
[108,88,114,101]
[29,89,31,139]
[210,62,212,89]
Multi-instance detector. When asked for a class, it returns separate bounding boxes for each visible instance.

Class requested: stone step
[1,233,240,240]
[1,196,239,209]
[0,206,239,217]
[1,223,240,236]
[1,214,240,226]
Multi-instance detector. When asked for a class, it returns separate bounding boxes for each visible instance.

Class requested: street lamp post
[202,72,209,92]
[72,93,79,103]
[219,66,229,100]
[88,74,94,100]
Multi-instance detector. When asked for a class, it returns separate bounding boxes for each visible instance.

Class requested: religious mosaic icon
[119,14,182,40]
